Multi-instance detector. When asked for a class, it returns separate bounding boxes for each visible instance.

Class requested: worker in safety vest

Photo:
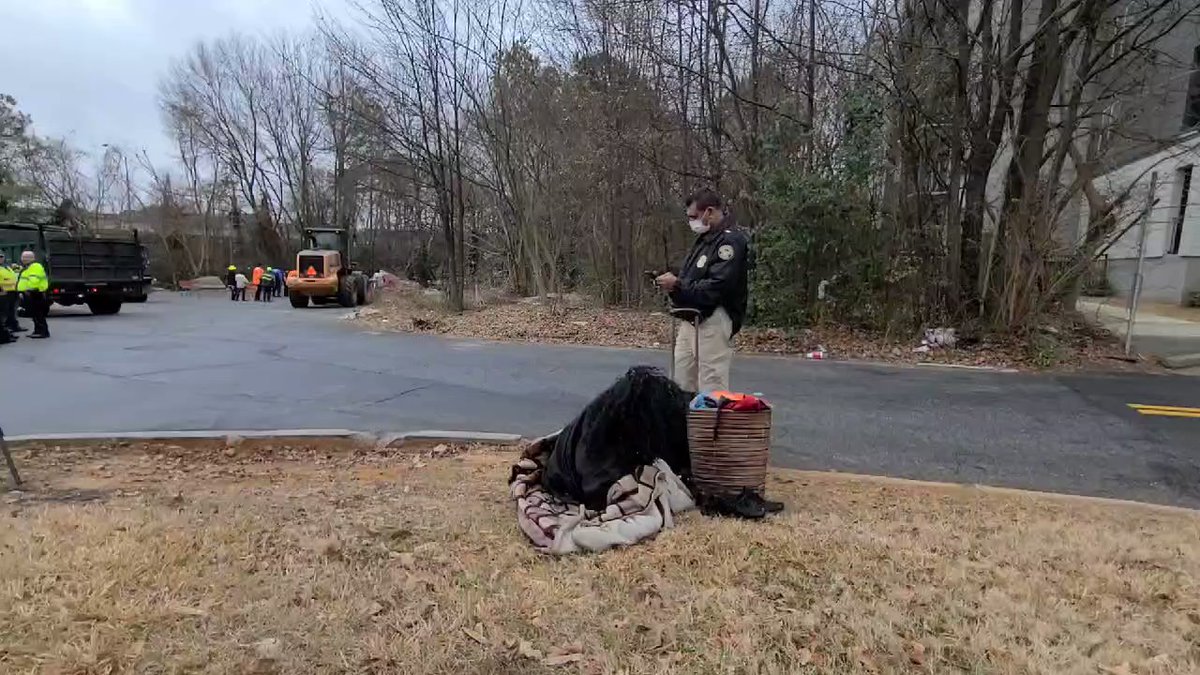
[16,250,50,339]
[225,265,238,301]
[0,252,21,338]
[259,266,274,302]
[252,264,265,301]
[0,253,16,344]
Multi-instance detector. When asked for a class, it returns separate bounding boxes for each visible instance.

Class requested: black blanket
[540,366,692,510]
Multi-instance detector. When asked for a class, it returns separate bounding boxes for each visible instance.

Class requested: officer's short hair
[685,189,722,212]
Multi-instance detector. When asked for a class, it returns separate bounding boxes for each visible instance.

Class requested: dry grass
[2,440,1199,674]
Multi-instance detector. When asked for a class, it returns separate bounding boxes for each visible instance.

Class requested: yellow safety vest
[17,261,49,292]
[0,266,16,292]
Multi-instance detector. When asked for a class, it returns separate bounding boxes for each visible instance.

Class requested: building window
[1168,165,1192,255]
[1185,45,1200,129]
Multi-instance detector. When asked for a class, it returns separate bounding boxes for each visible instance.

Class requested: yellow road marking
[1129,404,1200,412]
[1137,410,1200,418]
[1128,404,1200,418]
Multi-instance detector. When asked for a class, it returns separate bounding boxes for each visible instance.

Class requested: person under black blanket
[533,366,782,519]
[538,366,692,511]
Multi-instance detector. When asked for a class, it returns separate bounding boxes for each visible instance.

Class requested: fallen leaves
[854,648,879,673]
[909,641,926,665]
[516,639,544,661]
[543,647,586,667]
[167,603,208,618]
[354,288,1152,372]
[492,641,587,667]
[462,623,487,645]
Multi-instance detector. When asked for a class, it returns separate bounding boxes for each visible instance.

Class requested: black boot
[700,489,766,520]
[757,495,785,513]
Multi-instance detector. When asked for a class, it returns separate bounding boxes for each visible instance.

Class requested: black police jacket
[670,224,750,335]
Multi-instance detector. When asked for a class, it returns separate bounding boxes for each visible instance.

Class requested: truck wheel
[290,294,309,308]
[88,298,122,315]
[337,278,357,307]
[356,278,369,306]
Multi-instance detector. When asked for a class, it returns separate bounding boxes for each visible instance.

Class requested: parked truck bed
[0,222,150,315]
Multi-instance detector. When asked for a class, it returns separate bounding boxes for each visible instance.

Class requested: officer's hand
[655,272,678,292]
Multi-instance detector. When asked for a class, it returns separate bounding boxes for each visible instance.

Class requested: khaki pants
[673,307,734,392]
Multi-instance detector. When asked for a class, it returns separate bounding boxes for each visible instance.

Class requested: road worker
[0,252,20,338]
[252,264,265,301]
[259,266,275,302]
[16,250,50,339]
[226,265,238,301]
[234,269,249,301]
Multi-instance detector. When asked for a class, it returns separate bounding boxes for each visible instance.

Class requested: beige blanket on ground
[509,444,694,555]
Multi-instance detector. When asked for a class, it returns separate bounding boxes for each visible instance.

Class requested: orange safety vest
[252,267,264,285]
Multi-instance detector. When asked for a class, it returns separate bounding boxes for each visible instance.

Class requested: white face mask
[688,219,709,234]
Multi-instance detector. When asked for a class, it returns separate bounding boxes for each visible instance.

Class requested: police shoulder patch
[717,244,735,261]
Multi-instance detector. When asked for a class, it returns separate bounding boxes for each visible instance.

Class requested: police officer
[0,253,21,338]
[655,189,749,392]
[17,250,50,339]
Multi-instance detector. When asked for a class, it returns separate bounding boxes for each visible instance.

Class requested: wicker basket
[686,408,771,497]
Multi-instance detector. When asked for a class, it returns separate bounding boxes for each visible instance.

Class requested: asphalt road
[3,293,1199,507]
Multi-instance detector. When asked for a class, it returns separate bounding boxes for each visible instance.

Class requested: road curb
[4,429,524,446]
[6,431,1196,513]
[915,362,1020,373]
[786,470,1200,516]
[376,430,524,447]
[1161,352,1200,369]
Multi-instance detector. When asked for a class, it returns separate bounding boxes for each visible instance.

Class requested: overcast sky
[0,0,347,167]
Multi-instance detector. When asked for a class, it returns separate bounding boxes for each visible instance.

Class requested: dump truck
[0,221,150,315]
[287,227,373,308]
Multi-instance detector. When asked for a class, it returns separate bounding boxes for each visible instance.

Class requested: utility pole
[1125,171,1157,357]
[806,0,816,169]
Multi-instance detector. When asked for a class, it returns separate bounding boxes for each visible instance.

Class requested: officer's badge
[696,255,708,268]
[718,244,735,261]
